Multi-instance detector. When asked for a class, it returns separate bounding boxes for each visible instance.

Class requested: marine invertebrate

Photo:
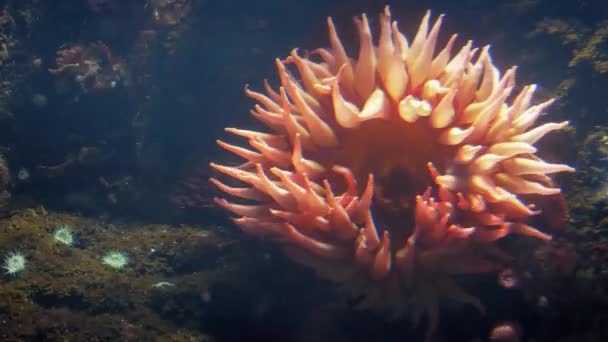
[52,225,75,246]
[3,251,26,276]
[210,6,573,334]
[489,321,520,342]
[49,42,130,92]
[152,281,176,289]
[102,250,129,270]
[150,0,191,27]
[16,167,29,182]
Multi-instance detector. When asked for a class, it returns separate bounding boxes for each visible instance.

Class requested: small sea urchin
[3,251,26,276]
[52,225,75,246]
[102,250,128,270]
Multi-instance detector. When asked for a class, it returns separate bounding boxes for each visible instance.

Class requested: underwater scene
[0,0,607,341]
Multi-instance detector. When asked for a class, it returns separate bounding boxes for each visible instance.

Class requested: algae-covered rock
[0,207,242,341]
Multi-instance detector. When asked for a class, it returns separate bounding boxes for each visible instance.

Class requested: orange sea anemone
[210,6,573,334]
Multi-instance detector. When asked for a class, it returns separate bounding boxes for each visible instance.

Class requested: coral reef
[211,6,574,336]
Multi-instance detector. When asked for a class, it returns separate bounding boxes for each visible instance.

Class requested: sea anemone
[102,250,128,270]
[210,6,573,334]
[3,251,27,276]
[52,225,75,246]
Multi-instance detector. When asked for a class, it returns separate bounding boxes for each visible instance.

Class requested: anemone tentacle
[211,6,573,336]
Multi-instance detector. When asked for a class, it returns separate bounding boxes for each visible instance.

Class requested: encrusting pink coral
[210,6,573,336]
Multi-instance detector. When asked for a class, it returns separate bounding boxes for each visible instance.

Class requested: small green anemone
[102,250,128,270]
[3,251,26,276]
[52,225,75,246]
